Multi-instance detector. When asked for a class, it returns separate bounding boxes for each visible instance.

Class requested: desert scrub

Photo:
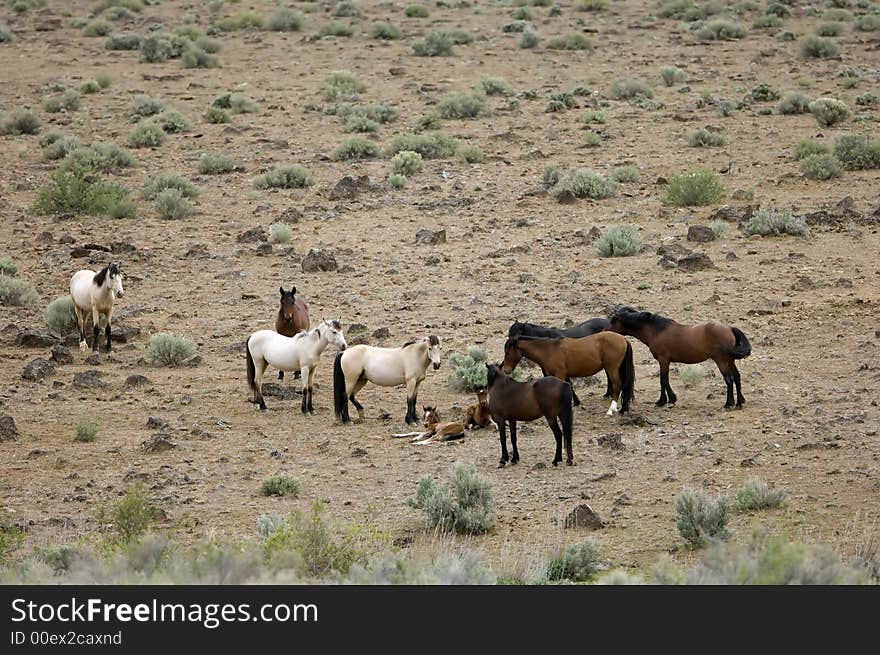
[697,19,746,40]
[0,274,38,307]
[386,133,457,159]
[212,93,258,114]
[45,89,81,113]
[595,225,641,257]
[253,165,312,189]
[270,222,293,243]
[546,33,592,50]
[664,170,724,207]
[832,134,880,170]
[150,109,191,134]
[405,4,429,17]
[145,333,196,366]
[40,133,80,160]
[856,15,880,32]
[855,92,878,107]
[391,150,423,176]
[799,34,839,58]
[550,169,616,200]
[104,33,141,50]
[74,419,97,443]
[0,107,40,135]
[32,165,135,219]
[336,103,399,125]
[0,258,17,276]
[44,296,76,333]
[142,172,198,200]
[584,132,603,148]
[79,79,102,94]
[575,0,608,10]
[457,144,485,163]
[679,364,704,387]
[501,19,530,33]
[477,77,514,97]
[318,21,354,37]
[660,66,686,86]
[215,11,266,31]
[388,173,406,188]
[446,347,489,392]
[127,122,166,148]
[545,539,602,582]
[752,14,782,29]
[129,95,166,119]
[83,19,112,37]
[519,29,539,49]
[436,91,485,119]
[744,207,809,236]
[332,136,380,161]
[610,165,639,183]
[407,463,494,535]
[333,0,361,17]
[794,139,829,160]
[582,110,606,124]
[675,487,730,548]
[153,189,194,220]
[97,486,158,546]
[808,98,850,127]
[610,78,653,100]
[816,22,844,37]
[800,153,842,181]
[369,21,401,40]
[323,70,365,101]
[685,128,725,147]
[60,143,136,174]
[412,30,454,56]
[0,22,12,42]
[709,220,728,238]
[734,477,785,511]
[268,7,305,31]
[545,91,577,113]
[260,475,300,497]
[181,45,219,69]
[777,92,812,115]
[203,106,230,123]
[344,115,379,133]
[197,152,241,174]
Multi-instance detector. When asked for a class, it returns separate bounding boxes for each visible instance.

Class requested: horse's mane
[615,308,672,331]
[93,265,109,287]
[402,335,439,348]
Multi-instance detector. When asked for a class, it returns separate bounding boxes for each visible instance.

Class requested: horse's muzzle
[433,363,440,370]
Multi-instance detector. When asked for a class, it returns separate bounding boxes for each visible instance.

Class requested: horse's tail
[728,327,752,360]
[618,341,636,412]
[559,382,574,444]
[246,336,256,392]
[333,351,350,423]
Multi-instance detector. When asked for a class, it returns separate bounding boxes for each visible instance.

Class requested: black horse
[507,318,612,404]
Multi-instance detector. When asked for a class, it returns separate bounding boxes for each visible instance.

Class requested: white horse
[333,335,441,424]
[69,262,124,352]
[246,319,347,413]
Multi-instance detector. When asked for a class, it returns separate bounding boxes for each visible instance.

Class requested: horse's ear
[279,287,285,295]
[291,287,296,296]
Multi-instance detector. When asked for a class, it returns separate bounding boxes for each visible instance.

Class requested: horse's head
[423,406,439,427]
[427,335,441,370]
[475,385,488,403]
[508,320,525,339]
[606,306,644,335]
[500,337,522,374]
[108,262,124,298]
[321,318,347,350]
[279,286,298,322]
[485,362,502,388]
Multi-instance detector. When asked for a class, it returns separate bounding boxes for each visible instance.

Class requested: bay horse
[275,286,310,380]
[508,318,612,402]
[69,263,124,352]
[605,307,751,409]
[501,332,635,415]
[485,363,574,467]
[464,386,493,429]
[333,336,441,425]
[247,319,347,413]
[391,406,465,444]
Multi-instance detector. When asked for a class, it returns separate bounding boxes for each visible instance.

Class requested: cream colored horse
[333,336,441,424]
[69,263,124,352]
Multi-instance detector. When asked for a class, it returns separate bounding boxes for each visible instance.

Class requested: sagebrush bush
[679,364,704,387]
[546,33,592,50]
[391,150,423,176]
[129,95,165,119]
[752,14,782,29]
[98,486,158,546]
[665,170,724,206]
[777,92,812,115]
[660,66,686,86]
[150,109,191,134]
[405,4,429,17]
[407,463,494,535]
[815,22,844,37]
[822,7,852,22]
[60,143,136,173]
[0,107,40,135]
[74,419,97,443]
[675,487,730,548]
[216,11,266,31]
[337,103,399,125]
[32,165,135,219]
[343,115,378,133]
[138,33,173,63]
[332,136,379,161]
[41,133,80,161]
[270,222,292,243]
[519,29,539,49]
[79,80,101,94]
[388,173,406,188]
[253,165,312,189]
[550,169,616,200]
[799,34,839,58]
[809,97,850,127]
[145,332,196,366]
[212,93,258,114]
[709,219,728,238]
[457,144,485,163]
[412,30,454,56]
[735,478,785,511]
[794,139,829,160]
[697,19,746,40]
[386,133,457,159]
[833,134,880,170]
[127,122,166,148]
[318,21,354,37]
[105,33,141,50]
[800,153,842,180]
[610,165,640,183]
[324,70,365,101]
[197,152,241,174]
[0,274,38,306]
[541,164,560,188]
[545,539,602,582]
[0,258,17,276]
[203,106,230,124]
[142,172,198,200]
[369,21,401,40]
[477,77,514,97]
[744,207,808,236]
[446,348,489,392]
[685,128,725,147]
[575,0,608,10]
[154,188,194,220]
[333,0,361,17]
[261,475,300,497]
[0,22,12,43]
[268,7,304,31]
[436,91,485,119]
[83,19,112,37]
[856,14,880,32]
[610,78,653,100]
[181,45,219,69]
[44,296,76,334]
[595,225,641,257]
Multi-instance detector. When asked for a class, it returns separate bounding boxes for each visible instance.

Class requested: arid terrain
[1,0,878,577]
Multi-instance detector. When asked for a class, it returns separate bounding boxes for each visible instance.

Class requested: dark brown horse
[485,363,574,467]
[605,307,751,409]
[275,286,309,380]
[502,332,635,415]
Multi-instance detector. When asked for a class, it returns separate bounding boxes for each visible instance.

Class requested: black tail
[246,336,256,392]
[333,351,349,423]
[559,383,574,444]
[729,327,752,359]
[618,341,636,412]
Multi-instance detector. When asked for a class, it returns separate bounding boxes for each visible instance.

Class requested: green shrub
[610,78,653,100]
[541,164,560,188]
[79,80,102,94]
[856,14,880,31]
[332,136,380,161]
[774,29,795,42]
[154,188,194,220]
[333,0,361,17]
[550,169,616,200]
[610,165,640,183]
[318,21,354,37]
[749,83,779,103]
[595,225,641,257]
[735,478,785,511]
[127,122,166,148]
[660,66,686,86]
[744,207,809,235]
[405,4,429,17]
[0,107,40,135]
[583,131,602,147]
[407,463,494,535]
[386,132,457,159]
[457,144,485,163]
[675,487,730,548]
[0,22,12,43]
[391,150,423,176]
[216,11,266,31]
[0,513,24,565]
[197,152,241,174]
[98,486,158,546]
[833,134,880,170]
[545,90,577,113]
[261,475,300,497]
[213,93,258,114]
[679,364,704,387]
[799,34,839,58]
[436,91,485,119]
[94,0,143,12]
[823,7,853,22]
[145,332,196,366]
[697,19,747,40]
[546,33,592,50]
[142,172,198,200]
[0,274,38,306]
[268,7,305,31]
[388,173,406,188]
[96,74,113,89]
[150,109,191,134]
[575,0,608,10]
[477,77,514,96]
[337,103,399,124]
[519,29,539,48]
[138,33,174,63]
[83,19,112,37]
[809,97,850,127]
[503,20,530,33]
[45,296,76,333]
[41,133,80,160]
[709,219,729,238]
[582,110,606,124]
[253,165,312,189]
[412,30,454,56]
[344,115,379,133]
[446,348,489,392]
[60,143,136,173]
[545,539,601,582]
[129,95,166,119]
[856,92,878,107]
[665,170,724,206]
[816,22,844,37]
[105,33,141,50]
[324,70,365,101]
[800,153,842,180]
[0,258,17,276]
[32,165,135,219]
[203,106,230,123]
[794,139,829,160]
[369,20,401,39]
[685,128,725,147]
[74,419,97,443]
[415,111,442,131]
[752,14,782,29]
[777,92,812,115]
[270,222,293,243]
[181,45,220,69]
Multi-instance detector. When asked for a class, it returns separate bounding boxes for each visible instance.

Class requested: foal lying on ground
[392,406,465,445]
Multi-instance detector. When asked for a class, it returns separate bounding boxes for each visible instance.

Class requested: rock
[140,433,176,453]
[84,354,104,366]
[564,504,604,530]
[22,358,55,382]
[183,355,202,367]
[256,242,273,256]
[34,17,63,31]
[16,331,57,348]
[0,416,18,442]
[280,207,302,223]
[184,244,211,259]
[518,272,536,283]
[371,327,390,339]
[709,205,751,223]
[146,417,169,430]
[554,189,577,204]
[73,370,108,389]
[124,374,151,388]
[617,413,657,427]
[110,241,137,254]
[676,252,715,272]
[597,433,624,450]
[110,326,140,344]
[237,226,267,243]
[415,229,447,245]
[301,249,338,272]
[350,447,368,458]
[261,383,300,400]
[50,344,73,365]
[687,225,716,243]
[329,175,374,200]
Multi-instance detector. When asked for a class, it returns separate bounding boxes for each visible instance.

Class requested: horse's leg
[254,357,268,411]
[307,365,316,414]
[733,365,745,408]
[715,359,735,409]
[546,418,563,467]
[90,307,101,353]
[606,366,622,415]
[566,378,581,407]
[73,305,87,351]
[603,370,613,399]
[104,307,113,352]
[496,418,509,467]
[404,378,421,425]
[656,359,671,406]
[509,420,519,464]
[278,370,284,381]
[300,365,310,414]
[349,377,367,421]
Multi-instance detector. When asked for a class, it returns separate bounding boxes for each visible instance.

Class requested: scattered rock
[73,370,107,389]
[518,272,536,283]
[350,447,368,458]
[676,252,715,272]
[329,175,374,200]
[183,355,202,367]
[16,331,57,348]
[415,228,447,245]
[0,416,18,442]
[597,433,624,450]
[146,417,169,430]
[22,358,55,382]
[301,249,338,272]
[184,244,211,259]
[563,504,604,530]
[255,242,273,256]
[110,326,140,344]
[280,207,302,223]
[84,354,104,366]
[50,344,73,365]
[140,433,176,453]
[261,383,300,400]
[617,413,657,427]
[237,226,267,243]
[124,374,151,389]
[554,189,577,204]
[687,225,716,243]
[372,327,390,339]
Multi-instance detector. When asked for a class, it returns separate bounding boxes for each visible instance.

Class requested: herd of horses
[67,264,752,468]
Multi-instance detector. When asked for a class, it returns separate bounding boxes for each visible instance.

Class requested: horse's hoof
[498,461,507,468]
[511,459,519,465]
[655,400,667,407]
[567,460,575,467]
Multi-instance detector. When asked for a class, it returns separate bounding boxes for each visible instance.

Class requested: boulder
[329,175,374,201]
[687,225,716,243]
[16,331,57,348]
[0,416,18,442]
[415,229,447,245]
[124,375,151,389]
[140,433,176,453]
[237,226,267,243]
[22,358,55,382]
[50,344,74,365]
[73,370,108,389]
[301,249,338,272]
[564,504,604,530]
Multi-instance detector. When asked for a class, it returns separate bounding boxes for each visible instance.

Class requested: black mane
[93,266,109,287]
[509,318,609,340]
[615,308,672,331]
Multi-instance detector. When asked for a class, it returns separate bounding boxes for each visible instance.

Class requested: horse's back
[563,318,610,338]
[70,270,95,309]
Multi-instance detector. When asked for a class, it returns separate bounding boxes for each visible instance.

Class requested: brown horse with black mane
[606,307,751,410]
[275,286,309,380]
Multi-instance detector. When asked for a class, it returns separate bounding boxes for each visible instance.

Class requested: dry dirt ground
[1,0,878,576]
